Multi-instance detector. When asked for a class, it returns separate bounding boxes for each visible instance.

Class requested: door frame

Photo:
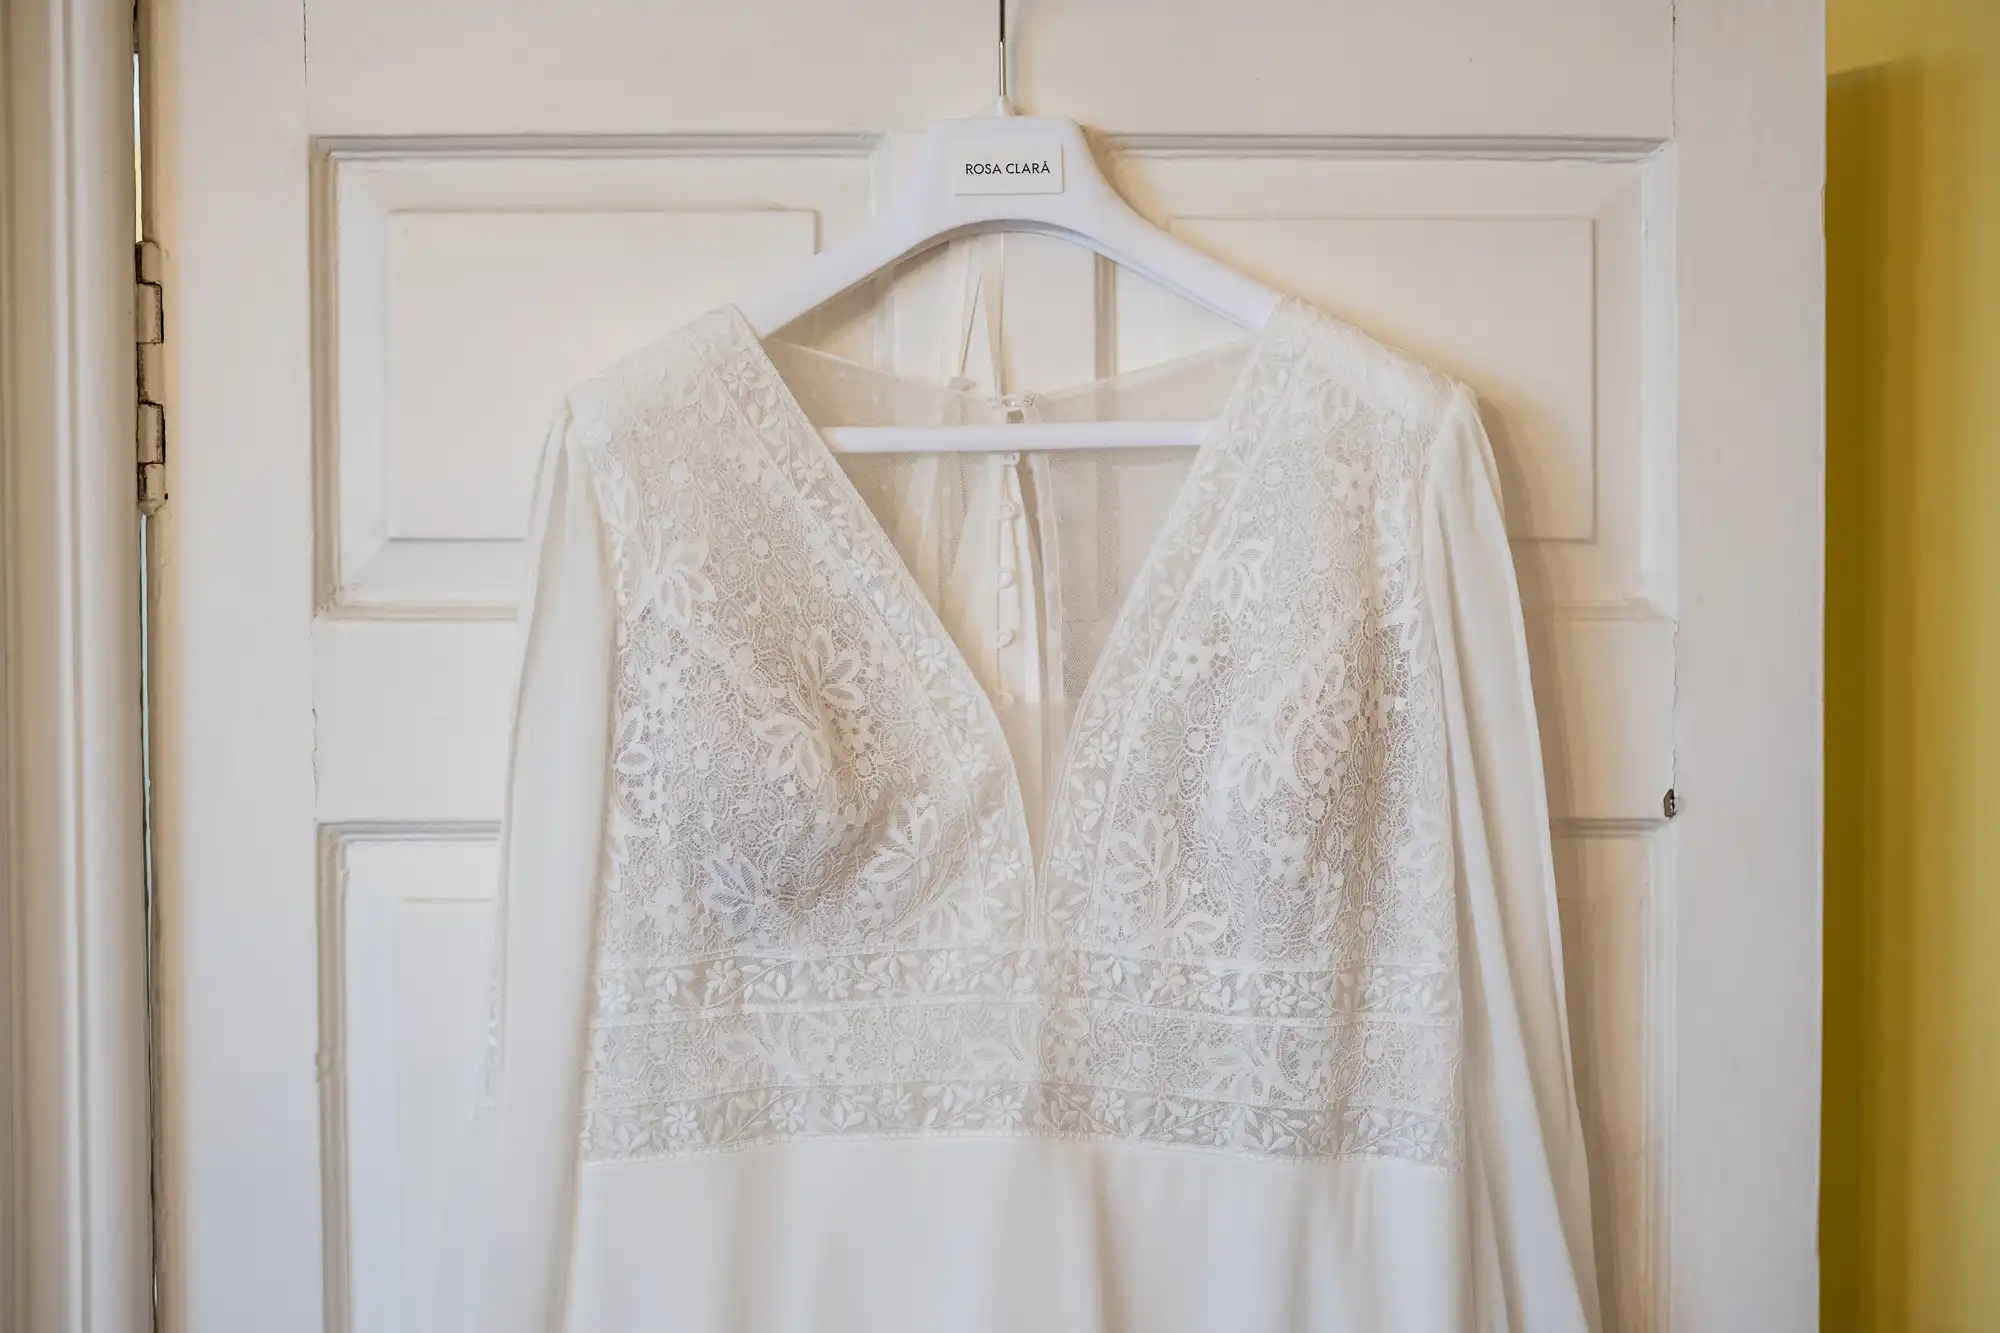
[1667,5,1825,1325]
[0,1,154,1331]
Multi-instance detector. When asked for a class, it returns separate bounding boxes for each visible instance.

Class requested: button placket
[992,454,1030,711]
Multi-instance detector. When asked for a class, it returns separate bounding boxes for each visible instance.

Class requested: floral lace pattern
[562,301,1464,1169]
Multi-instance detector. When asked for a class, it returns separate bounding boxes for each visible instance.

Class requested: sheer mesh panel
[780,335,1252,836]
[839,453,973,596]
[1046,447,1200,700]
[771,339,1250,426]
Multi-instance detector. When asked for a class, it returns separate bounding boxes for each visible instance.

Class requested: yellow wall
[1824,1,2000,1329]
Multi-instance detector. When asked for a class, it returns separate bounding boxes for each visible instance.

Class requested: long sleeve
[433,405,615,1333]
[1420,386,1602,1333]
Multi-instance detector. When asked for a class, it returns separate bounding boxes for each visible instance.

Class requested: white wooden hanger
[737,2,1283,455]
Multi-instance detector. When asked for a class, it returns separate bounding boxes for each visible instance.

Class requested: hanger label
[951,140,1065,195]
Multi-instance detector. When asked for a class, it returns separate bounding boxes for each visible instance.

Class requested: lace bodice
[546,299,1458,1164]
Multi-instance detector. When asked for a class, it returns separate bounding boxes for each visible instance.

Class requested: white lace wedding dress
[432,297,1601,1333]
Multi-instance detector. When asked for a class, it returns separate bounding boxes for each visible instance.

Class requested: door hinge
[136,240,167,514]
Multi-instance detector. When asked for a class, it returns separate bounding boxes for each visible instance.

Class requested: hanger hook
[995,0,1014,114]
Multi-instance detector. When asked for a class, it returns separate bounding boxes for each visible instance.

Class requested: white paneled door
[144,3,1824,1331]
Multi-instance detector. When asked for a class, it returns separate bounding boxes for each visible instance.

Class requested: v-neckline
[712,301,1298,899]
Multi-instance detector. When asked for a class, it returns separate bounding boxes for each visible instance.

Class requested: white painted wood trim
[0,1,154,1332]
[144,0,324,1326]
[1666,1,1825,1328]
